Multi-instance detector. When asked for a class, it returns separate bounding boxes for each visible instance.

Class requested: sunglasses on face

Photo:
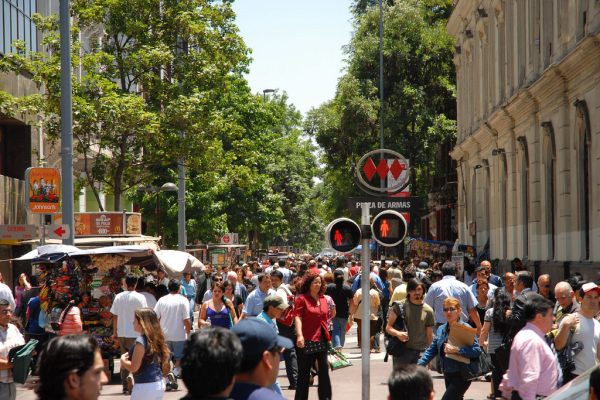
[443,307,457,312]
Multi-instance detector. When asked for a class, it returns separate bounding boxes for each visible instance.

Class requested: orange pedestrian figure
[380,219,389,238]
[334,229,343,246]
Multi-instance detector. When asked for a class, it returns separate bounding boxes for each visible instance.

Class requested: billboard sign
[74,212,142,236]
[25,167,61,214]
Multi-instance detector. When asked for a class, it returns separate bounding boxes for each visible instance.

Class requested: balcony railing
[0,175,27,224]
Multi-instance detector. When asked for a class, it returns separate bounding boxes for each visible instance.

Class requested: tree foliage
[306,0,456,221]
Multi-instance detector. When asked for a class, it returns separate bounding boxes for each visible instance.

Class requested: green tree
[306,0,456,221]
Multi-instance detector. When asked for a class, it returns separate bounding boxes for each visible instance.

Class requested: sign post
[360,203,370,400]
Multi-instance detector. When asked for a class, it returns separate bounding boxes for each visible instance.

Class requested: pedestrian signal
[371,210,407,247]
[325,218,361,252]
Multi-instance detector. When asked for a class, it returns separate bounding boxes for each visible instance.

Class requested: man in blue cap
[230,318,293,400]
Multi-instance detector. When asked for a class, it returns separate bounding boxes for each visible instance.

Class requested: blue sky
[231,0,354,115]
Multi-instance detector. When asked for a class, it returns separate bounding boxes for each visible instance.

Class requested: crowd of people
[2,255,600,399]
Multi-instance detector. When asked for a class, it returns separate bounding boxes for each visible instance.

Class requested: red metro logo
[355,149,410,196]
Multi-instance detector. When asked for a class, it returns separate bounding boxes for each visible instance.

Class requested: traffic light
[325,218,361,252]
[371,210,407,247]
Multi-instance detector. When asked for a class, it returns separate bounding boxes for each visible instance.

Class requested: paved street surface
[15,325,490,399]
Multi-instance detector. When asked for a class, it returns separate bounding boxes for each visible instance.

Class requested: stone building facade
[448,1,600,281]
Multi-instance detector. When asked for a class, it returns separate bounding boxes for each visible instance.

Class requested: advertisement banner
[25,167,61,214]
[74,212,142,236]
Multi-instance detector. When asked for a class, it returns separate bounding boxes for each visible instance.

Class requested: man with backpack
[385,279,434,368]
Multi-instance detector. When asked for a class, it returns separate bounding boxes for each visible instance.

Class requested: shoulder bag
[385,301,408,357]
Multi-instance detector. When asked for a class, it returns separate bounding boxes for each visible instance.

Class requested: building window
[1,0,37,55]
[542,122,556,260]
[575,100,591,260]
[518,136,529,258]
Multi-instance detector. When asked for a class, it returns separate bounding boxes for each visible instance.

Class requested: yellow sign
[25,167,61,214]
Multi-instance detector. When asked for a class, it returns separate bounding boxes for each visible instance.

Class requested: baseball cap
[581,282,600,295]
[232,318,293,361]
[263,295,288,310]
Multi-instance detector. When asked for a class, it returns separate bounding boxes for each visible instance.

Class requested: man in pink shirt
[500,294,560,400]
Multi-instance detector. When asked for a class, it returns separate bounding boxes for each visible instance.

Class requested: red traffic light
[371,210,407,247]
[325,218,361,252]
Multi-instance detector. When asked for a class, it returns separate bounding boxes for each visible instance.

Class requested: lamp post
[156,182,177,245]
[263,88,275,100]
[139,183,177,245]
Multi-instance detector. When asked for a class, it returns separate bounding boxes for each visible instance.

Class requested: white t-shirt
[110,291,147,338]
[154,294,190,342]
[140,291,157,309]
[570,312,600,374]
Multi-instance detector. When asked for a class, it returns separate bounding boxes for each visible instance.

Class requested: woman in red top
[294,271,331,400]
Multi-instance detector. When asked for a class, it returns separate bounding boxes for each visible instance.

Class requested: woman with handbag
[294,271,332,400]
[417,297,482,400]
[120,308,170,399]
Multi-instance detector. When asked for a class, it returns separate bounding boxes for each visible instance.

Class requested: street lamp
[139,183,177,245]
[263,88,275,100]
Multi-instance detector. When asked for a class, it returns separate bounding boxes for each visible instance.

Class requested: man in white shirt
[555,281,600,383]
[110,275,147,394]
[154,279,191,378]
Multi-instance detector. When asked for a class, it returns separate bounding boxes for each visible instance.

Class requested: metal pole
[156,191,161,245]
[60,0,74,245]
[379,0,384,150]
[360,203,371,400]
[177,37,187,251]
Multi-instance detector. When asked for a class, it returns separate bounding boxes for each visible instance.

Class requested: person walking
[326,269,354,351]
[120,308,170,399]
[180,272,197,325]
[386,279,434,367]
[199,281,238,329]
[479,289,512,399]
[0,299,24,400]
[58,299,83,336]
[241,274,275,319]
[352,277,381,351]
[417,297,482,400]
[294,271,332,400]
[14,273,31,318]
[500,295,560,400]
[111,275,148,394]
[154,279,191,379]
[554,282,600,383]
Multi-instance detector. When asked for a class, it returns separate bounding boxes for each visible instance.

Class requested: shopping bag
[10,339,38,384]
[327,347,352,371]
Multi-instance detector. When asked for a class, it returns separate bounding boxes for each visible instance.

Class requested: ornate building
[448,1,600,280]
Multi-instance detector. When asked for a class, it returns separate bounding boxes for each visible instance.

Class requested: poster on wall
[25,167,61,214]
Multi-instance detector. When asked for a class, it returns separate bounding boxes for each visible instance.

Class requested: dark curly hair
[299,271,326,295]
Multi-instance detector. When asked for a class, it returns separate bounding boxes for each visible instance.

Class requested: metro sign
[355,149,410,196]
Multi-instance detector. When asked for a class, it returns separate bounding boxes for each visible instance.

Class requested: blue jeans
[188,298,195,325]
[331,317,348,349]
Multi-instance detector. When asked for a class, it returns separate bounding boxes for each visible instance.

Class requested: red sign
[355,149,410,196]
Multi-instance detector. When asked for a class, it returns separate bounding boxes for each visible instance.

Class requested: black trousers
[295,348,331,400]
[442,371,471,400]
[278,323,298,387]
[490,353,505,397]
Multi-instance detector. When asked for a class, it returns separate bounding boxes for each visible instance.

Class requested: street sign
[45,224,71,240]
[355,149,410,196]
[220,233,239,244]
[0,225,38,240]
[25,167,61,214]
[347,196,422,215]
[325,218,361,252]
[371,210,407,247]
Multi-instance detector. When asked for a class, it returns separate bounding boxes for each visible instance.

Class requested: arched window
[501,153,508,259]
[517,136,529,258]
[542,122,556,260]
[575,100,591,260]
